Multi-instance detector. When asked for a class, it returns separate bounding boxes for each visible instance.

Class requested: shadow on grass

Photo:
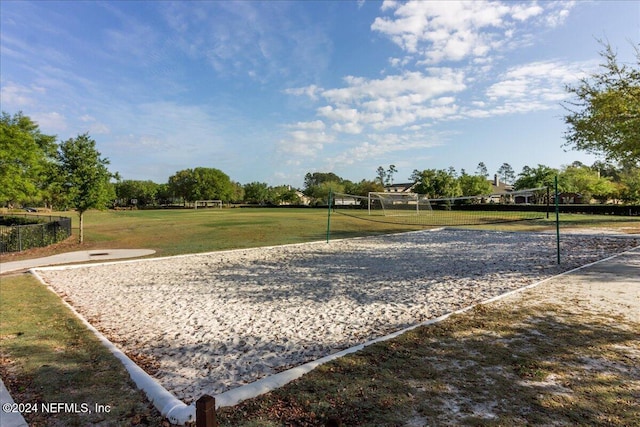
[1,342,167,427]
[216,304,640,427]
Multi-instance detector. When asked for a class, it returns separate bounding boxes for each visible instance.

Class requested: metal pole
[326,189,333,243]
[555,175,560,264]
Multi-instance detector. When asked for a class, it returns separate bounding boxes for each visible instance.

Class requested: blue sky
[1,1,638,188]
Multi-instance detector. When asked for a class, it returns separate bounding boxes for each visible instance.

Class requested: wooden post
[196,395,218,427]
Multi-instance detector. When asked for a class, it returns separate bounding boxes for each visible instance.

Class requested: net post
[196,394,218,427]
[555,175,560,264]
[326,189,332,243]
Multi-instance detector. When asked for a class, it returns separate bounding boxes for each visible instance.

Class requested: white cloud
[281,66,468,168]
[284,84,323,100]
[327,131,442,166]
[543,1,574,27]
[371,1,510,62]
[473,59,592,116]
[322,70,466,105]
[287,120,326,130]
[331,122,364,134]
[0,82,37,107]
[371,1,577,64]
[318,106,361,122]
[511,3,544,21]
[312,70,466,132]
[278,133,331,157]
[87,122,111,135]
[486,60,589,102]
[277,121,335,158]
[32,111,68,133]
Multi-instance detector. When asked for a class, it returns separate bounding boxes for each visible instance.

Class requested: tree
[376,166,386,186]
[458,172,493,196]
[496,163,516,184]
[155,183,174,206]
[316,181,344,203]
[304,172,342,190]
[617,162,640,203]
[0,112,57,207]
[558,163,616,203]
[514,165,557,190]
[230,181,245,204]
[344,179,384,196]
[191,167,233,201]
[411,169,460,198]
[115,180,159,207]
[386,164,397,185]
[476,162,489,178]
[375,165,398,186]
[564,41,640,166]
[57,133,116,243]
[267,185,301,205]
[303,172,343,201]
[513,164,557,203]
[168,169,195,205]
[168,167,234,204]
[243,182,270,204]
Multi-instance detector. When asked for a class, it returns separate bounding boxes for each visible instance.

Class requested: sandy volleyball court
[36,229,639,404]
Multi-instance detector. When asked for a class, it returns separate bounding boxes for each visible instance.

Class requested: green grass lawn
[0,208,638,426]
[1,207,431,261]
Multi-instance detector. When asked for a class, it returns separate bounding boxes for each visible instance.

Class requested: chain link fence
[0,215,72,253]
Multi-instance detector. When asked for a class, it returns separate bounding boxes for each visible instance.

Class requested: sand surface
[36,229,640,403]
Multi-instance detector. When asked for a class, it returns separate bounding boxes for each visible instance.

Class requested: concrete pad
[0,249,156,274]
[499,247,640,323]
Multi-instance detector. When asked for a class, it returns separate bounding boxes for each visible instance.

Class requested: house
[514,193,536,204]
[294,191,311,205]
[489,174,513,194]
[481,175,513,203]
[384,182,417,193]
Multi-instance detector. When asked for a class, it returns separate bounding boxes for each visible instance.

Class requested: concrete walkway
[0,249,156,274]
[0,379,28,427]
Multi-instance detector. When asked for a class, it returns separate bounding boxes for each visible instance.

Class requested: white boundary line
[28,237,639,424]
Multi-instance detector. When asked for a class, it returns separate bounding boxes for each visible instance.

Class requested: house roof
[491,181,513,193]
[384,182,417,192]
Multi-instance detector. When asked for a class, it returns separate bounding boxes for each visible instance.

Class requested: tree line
[301,161,639,204]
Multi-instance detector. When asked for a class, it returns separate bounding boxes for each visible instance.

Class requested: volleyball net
[331,187,550,227]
